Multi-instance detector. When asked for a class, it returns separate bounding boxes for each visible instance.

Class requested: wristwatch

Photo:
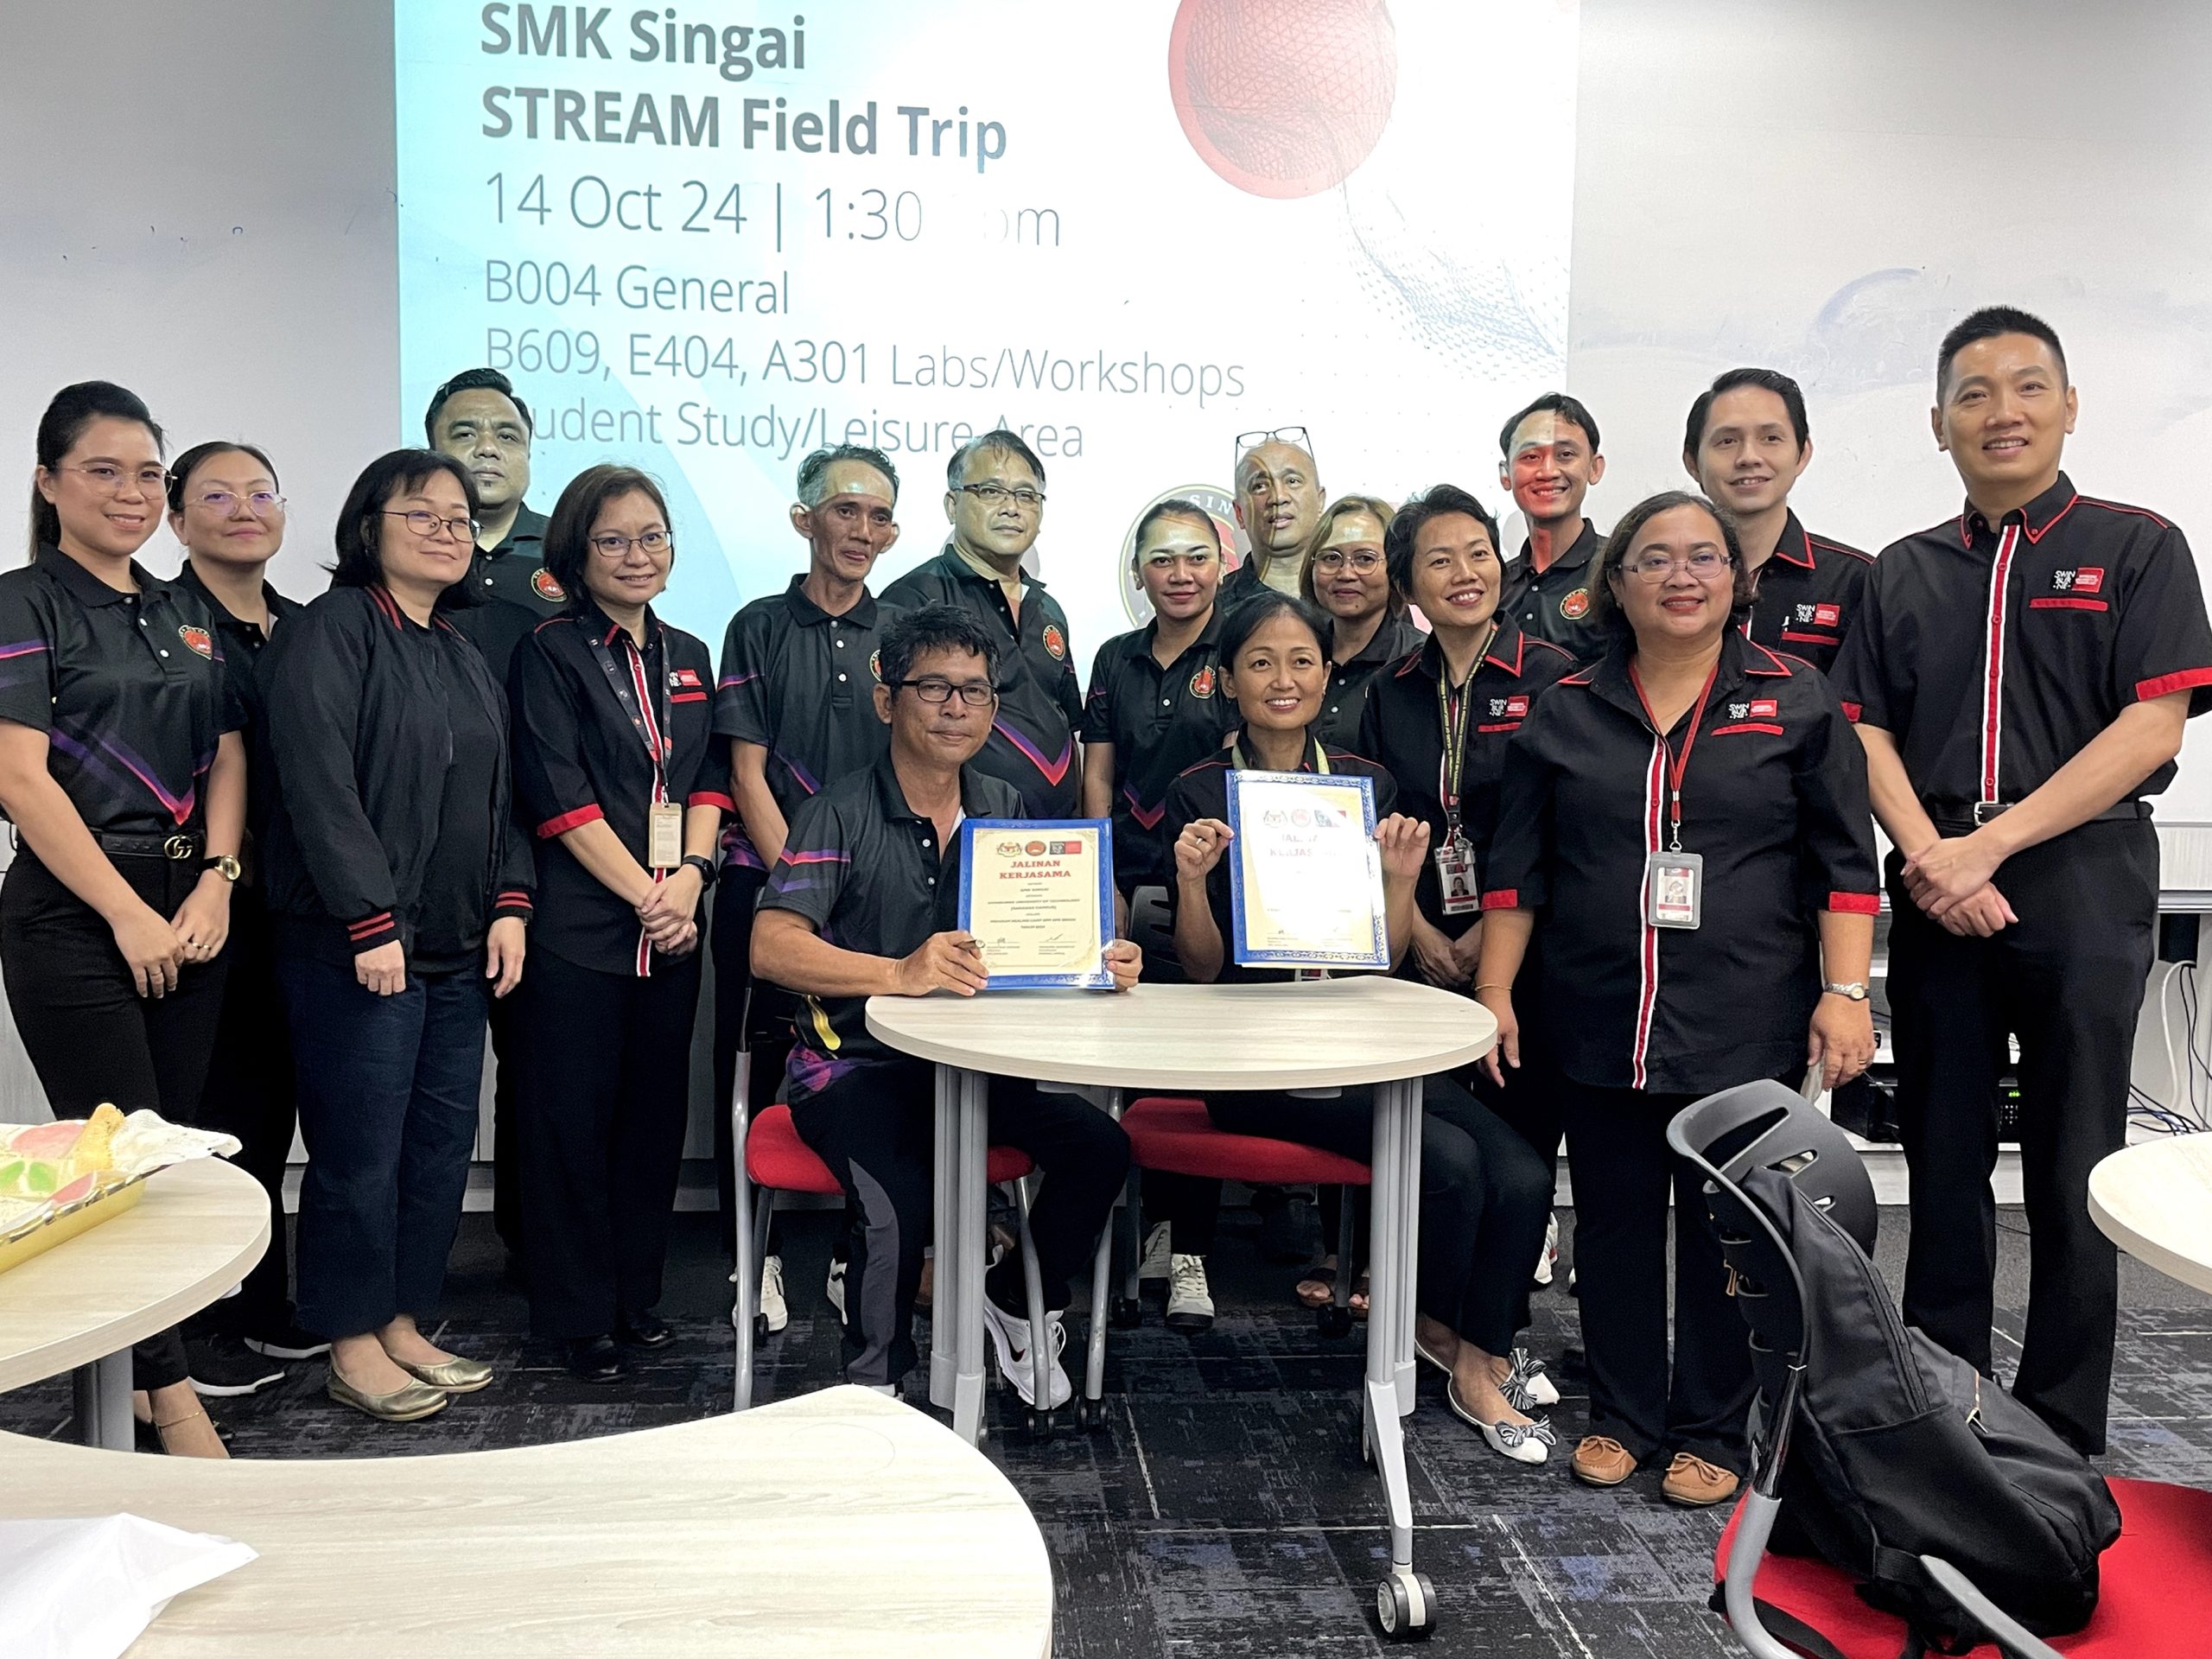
[1821,981,1870,1001]
[681,853,719,890]
[203,854,243,883]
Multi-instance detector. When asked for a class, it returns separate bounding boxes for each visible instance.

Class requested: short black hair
[1132,497,1222,555]
[1497,392,1600,460]
[31,380,163,559]
[796,442,899,506]
[947,428,1046,492]
[1937,306,2068,395]
[424,367,533,445]
[543,464,673,603]
[1384,484,1502,601]
[1588,491,1755,640]
[330,448,480,588]
[166,442,279,515]
[1683,367,1809,456]
[879,601,1001,690]
[1218,588,1333,669]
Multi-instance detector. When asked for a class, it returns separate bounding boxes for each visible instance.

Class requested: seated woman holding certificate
[1163,590,1558,1465]
[1474,491,1878,1509]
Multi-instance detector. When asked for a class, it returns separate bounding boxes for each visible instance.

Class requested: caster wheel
[1317,1304,1355,1339]
[1110,1296,1144,1329]
[1028,1408,1056,1439]
[1081,1398,1109,1432]
[752,1313,769,1342]
[1376,1572,1436,1641]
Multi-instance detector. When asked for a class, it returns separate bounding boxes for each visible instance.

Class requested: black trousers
[514,944,702,1338]
[1888,819,2157,1457]
[1,853,230,1391]
[489,988,524,1256]
[1125,886,1223,1258]
[710,864,790,1254]
[789,1059,1130,1389]
[1207,1075,1551,1355]
[1558,1073,1772,1472]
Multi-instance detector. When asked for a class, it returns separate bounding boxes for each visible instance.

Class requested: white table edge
[2087,1144,2212,1297]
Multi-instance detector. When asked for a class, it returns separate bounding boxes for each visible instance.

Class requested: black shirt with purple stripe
[1080,606,1234,893]
[1742,511,1872,677]
[1484,630,1878,1095]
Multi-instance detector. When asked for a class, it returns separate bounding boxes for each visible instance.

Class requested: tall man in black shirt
[1834,307,2212,1454]
[1497,394,1607,662]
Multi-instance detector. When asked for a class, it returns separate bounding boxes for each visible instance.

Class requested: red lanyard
[1627,656,1721,853]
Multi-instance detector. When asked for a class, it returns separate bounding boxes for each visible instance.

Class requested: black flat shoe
[567,1336,632,1384]
[617,1311,672,1349]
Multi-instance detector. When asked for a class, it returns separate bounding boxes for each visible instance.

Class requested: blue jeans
[279,952,489,1340]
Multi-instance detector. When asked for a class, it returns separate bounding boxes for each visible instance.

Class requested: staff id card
[1434,836,1479,916]
[647,801,684,870]
[1645,850,1703,930]
[957,819,1116,990]
[1227,770,1390,970]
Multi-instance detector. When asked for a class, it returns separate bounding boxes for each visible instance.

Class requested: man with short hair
[1223,427,1325,602]
[1682,367,1871,676]
[429,366,565,685]
[1833,306,2212,1455]
[752,604,1135,1402]
[1497,394,1607,661]
[880,431,1084,816]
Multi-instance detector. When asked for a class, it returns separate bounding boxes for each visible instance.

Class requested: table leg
[73,1352,134,1452]
[931,1064,958,1412]
[1084,1089,1120,1405]
[1394,1077,1424,1417]
[1365,1077,1421,1580]
[952,1065,990,1446]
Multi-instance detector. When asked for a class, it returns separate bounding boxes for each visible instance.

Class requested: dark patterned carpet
[4,1200,2209,1656]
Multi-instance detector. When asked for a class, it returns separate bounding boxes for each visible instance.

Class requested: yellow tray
[0,1178,147,1275]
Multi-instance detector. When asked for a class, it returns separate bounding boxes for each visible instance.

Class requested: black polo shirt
[1831,473,2212,816]
[1484,631,1878,1095]
[712,577,899,869]
[171,559,305,737]
[760,756,1020,1100]
[0,550,245,840]
[447,503,563,685]
[1355,620,1576,935]
[1316,611,1427,749]
[1162,742,1399,986]
[880,547,1085,817]
[1743,512,1872,677]
[1081,607,1234,892]
[1500,518,1606,663]
[511,604,718,976]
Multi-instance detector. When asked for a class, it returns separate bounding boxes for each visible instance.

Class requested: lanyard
[1627,656,1721,854]
[1434,625,1492,836]
[587,627,674,802]
[1230,735,1330,774]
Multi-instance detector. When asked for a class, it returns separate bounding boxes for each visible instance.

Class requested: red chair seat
[1713,1477,2212,1656]
[745,1103,1034,1193]
[1122,1095,1370,1186]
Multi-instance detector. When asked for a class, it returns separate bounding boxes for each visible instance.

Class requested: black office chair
[1667,1080,2061,1659]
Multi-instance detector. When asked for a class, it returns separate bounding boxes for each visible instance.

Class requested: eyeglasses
[188,490,285,518]
[65,463,168,494]
[1622,550,1734,583]
[1312,549,1383,574]
[957,484,1046,512]
[589,531,672,559]
[383,509,479,543]
[893,677,998,707]
[1234,425,1316,476]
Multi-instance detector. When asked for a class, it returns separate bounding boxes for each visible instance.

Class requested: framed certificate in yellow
[957,819,1116,990]
[1226,770,1389,969]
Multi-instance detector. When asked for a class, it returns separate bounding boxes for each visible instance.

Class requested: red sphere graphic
[1167,0,1398,200]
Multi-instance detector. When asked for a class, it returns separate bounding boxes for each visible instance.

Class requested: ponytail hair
[29,381,164,562]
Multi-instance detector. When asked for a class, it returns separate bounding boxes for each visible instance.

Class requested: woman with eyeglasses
[0,383,248,1457]
[258,448,534,1423]
[1300,495,1424,749]
[1476,491,1878,1507]
[506,466,720,1382]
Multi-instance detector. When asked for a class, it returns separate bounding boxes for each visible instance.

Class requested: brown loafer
[1570,1433,1637,1487]
[1661,1452,1741,1508]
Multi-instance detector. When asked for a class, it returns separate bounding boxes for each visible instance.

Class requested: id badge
[647,800,684,871]
[1434,840,1479,916]
[1644,850,1703,930]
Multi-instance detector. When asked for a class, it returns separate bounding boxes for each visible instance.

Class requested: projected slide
[394,1,1578,652]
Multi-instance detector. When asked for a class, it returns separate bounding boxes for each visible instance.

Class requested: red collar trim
[1769,517,1815,569]
[1743,639,1794,678]
[1481,623,1527,676]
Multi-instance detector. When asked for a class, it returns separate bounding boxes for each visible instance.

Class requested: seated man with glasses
[1224,426,1325,603]
[881,430,1083,816]
[752,603,1135,1404]
[1300,494,1424,747]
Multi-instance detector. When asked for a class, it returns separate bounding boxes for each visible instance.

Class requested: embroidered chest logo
[2054,567,2105,594]
[868,648,883,681]
[669,667,703,690]
[176,625,213,659]
[1488,695,1529,718]
[1795,602,1842,627]
[1041,623,1067,661]
[1559,588,1591,620]
[1189,664,1217,698]
[1727,699,1780,721]
[531,568,568,602]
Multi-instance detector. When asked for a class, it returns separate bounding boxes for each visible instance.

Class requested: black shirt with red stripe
[1080,607,1234,893]
[1500,519,1608,664]
[1744,512,1872,677]
[880,547,1085,817]
[1484,630,1878,1094]
[1830,473,2212,815]
[1355,620,1576,937]
[509,604,718,977]
[1315,611,1427,749]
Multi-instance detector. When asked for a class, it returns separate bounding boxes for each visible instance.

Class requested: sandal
[1295,1260,1338,1310]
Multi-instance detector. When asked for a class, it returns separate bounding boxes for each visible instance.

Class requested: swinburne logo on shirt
[1795,602,1842,628]
[1489,695,1529,719]
[1727,699,1780,721]
[668,667,703,690]
[2055,567,2105,594]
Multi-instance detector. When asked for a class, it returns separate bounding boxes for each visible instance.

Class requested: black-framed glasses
[1312,549,1383,574]
[1622,550,1733,583]
[891,677,998,707]
[1234,425,1315,473]
[589,531,672,558]
[957,483,1046,512]
[383,509,479,542]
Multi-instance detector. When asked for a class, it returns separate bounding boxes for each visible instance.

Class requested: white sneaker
[979,1297,1073,1408]
[760,1255,788,1333]
[1532,1211,1559,1287]
[1166,1254,1214,1332]
[825,1256,847,1324]
[1138,1221,1172,1285]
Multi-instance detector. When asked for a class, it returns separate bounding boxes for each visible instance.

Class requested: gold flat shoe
[327,1370,448,1422]
[396,1355,494,1394]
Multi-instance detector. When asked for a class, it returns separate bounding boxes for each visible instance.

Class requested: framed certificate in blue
[957,819,1116,990]
[1226,770,1389,970]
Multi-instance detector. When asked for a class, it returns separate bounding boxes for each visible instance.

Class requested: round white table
[0,1383,1052,1657]
[0,1156,270,1451]
[867,974,1495,1637]
[2088,1134,2212,1295]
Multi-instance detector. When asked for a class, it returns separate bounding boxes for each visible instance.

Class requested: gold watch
[203,854,243,883]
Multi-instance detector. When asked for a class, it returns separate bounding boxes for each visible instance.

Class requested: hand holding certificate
[1226,771,1394,969]
[957,819,1117,989]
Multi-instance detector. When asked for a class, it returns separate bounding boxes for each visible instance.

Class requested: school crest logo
[1024,840,1048,856]
[531,568,567,603]
[1560,588,1591,620]
[1190,664,1217,699]
[2055,567,2104,594]
[1041,624,1067,661]
[868,649,882,681]
[176,625,213,659]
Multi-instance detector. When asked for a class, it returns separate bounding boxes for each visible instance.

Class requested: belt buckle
[162,834,194,861]
[1970,801,2011,826]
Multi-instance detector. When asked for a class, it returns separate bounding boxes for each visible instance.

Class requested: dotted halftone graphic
[1167,0,1398,200]
[1341,185,1568,379]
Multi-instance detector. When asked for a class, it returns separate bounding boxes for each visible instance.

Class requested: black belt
[92,830,204,861]
[1927,800,2150,836]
